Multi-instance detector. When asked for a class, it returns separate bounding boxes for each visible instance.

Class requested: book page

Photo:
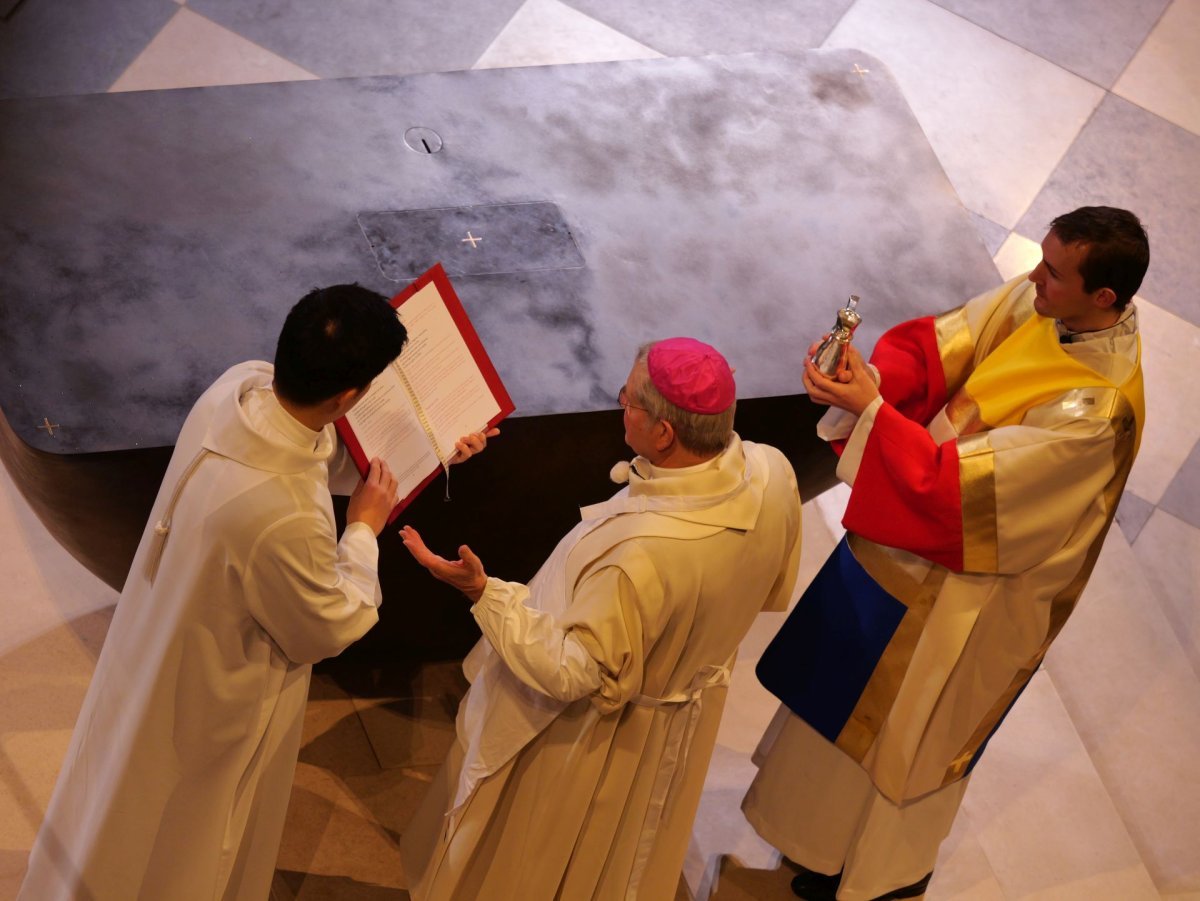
[397,282,501,461]
[342,362,439,500]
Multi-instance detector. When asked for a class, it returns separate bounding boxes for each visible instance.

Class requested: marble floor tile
[1046,526,1200,892]
[0,0,178,100]
[0,453,118,662]
[1018,94,1200,327]
[473,0,662,71]
[822,0,1105,229]
[298,674,381,778]
[992,231,1041,281]
[340,763,440,841]
[0,618,106,894]
[705,855,803,900]
[560,0,856,57]
[1132,508,1200,684]
[929,0,1170,88]
[685,743,783,899]
[276,762,406,893]
[957,669,1159,899]
[1115,490,1156,544]
[109,7,317,93]
[968,211,1009,258]
[187,0,526,79]
[1123,298,1200,505]
[1159,436,1200,528]
[1114,0,1200,137]
[344,662,468,770]
[352,695,460,770]
[925,808,1006,900]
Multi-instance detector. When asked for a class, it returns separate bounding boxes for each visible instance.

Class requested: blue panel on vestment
[756,536,907,743]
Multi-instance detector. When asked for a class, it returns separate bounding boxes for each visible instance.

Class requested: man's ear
[331,386,363,412]
[655,418,676,453]
[1093,286,1118,310]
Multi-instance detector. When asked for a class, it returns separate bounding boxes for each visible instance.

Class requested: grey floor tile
[1116,489,1156,543]
[561,0,856,56]
[969,210,1009,257]
[1115,0,1200,138]
[1018,94,1200,327]
[823,0,1104,229]
[929,0,1170,87]
[187,0,526,78]
[1159,436,1200,528]
[0,0,178,99]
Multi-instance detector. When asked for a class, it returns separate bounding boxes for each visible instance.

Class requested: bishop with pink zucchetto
[397,337,803,899]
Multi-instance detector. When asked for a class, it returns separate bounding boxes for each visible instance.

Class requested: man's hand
[346,458,398,536]
[400,525,488,602]
[802,344,880,416]
[449,427,500,465]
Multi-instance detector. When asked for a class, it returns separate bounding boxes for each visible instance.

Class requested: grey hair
[632,342,735,456]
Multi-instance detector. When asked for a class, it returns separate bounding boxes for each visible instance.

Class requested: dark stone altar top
[0,50,999,455]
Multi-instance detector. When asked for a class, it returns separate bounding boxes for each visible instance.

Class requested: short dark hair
[274,284,407,406]
[1050,206,1149,311]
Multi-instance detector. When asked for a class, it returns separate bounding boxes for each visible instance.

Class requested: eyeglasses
[618,385,650,414]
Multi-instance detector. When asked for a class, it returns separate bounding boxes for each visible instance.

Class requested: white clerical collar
[247,385,332,457]
[582,435,751,520]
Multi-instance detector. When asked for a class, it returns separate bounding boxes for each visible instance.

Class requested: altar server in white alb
[400,337,804,900]
[19,284,493,901]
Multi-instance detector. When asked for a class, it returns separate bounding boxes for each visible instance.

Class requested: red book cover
[335,263,514,521]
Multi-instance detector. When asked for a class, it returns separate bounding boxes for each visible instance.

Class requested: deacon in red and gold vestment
[745,206,1150,901]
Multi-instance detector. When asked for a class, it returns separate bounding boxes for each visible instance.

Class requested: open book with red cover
[334,263,514,522]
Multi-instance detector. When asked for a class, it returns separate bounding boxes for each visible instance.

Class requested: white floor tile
[472,0,662,70]
[0,464,116,660]
[109,7,317,93]
[1048,525,1200,893]
[993,232,1041,280]
[1132,507,1200,683]
[1114,0,1200,138]
[927,808,1006,900]
[822,0,1104,229]
[957,670,1159,899]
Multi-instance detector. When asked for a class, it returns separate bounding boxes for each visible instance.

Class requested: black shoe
[789,865,841,899]
[869,871,933,900]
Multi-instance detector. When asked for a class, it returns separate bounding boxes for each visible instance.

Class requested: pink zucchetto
[647,337,736,414]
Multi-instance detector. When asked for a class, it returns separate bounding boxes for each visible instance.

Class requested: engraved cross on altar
[38,417,59,437]
[461,231,483,248]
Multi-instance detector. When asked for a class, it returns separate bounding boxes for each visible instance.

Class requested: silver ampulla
[811,295,862,376]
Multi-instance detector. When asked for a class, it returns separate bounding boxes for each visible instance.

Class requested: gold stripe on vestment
[958,434,998,573]
[1045,388,1137,640]
[945,388,985,436]
[835,535,950,763]
[933,307,975,396]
